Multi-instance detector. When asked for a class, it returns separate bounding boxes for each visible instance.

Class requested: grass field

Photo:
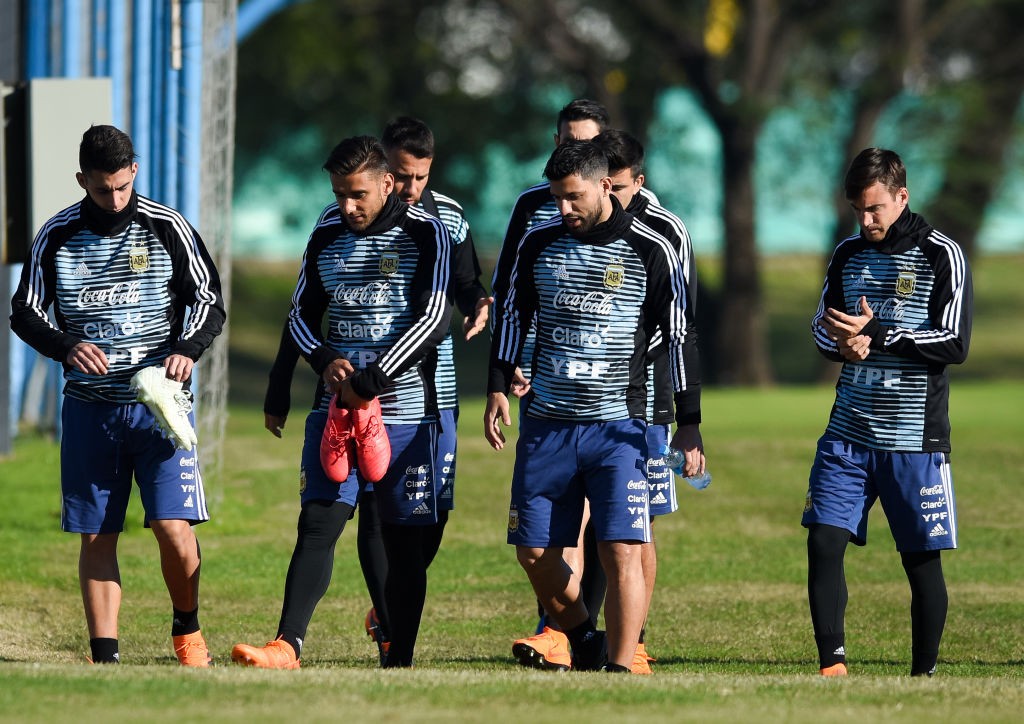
[1,255,1022,722]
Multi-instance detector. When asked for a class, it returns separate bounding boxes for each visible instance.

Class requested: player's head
[544,140,612,236]
[76,125,138,213]
[322,135,394,233]
[382,116,434,205]
[554,98,609,146]
[592,129,645,210]
[844,147,909,242]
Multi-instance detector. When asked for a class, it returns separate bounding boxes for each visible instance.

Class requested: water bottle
[661,445,712,490]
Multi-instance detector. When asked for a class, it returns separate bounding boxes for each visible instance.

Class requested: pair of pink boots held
[320,394,390,483]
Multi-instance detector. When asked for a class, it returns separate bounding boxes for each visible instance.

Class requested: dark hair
[556,98,610,134]
[322,135,390,177]
[381,116,434,159]
[543,140,609,182]
[592,129,644,178]
[845,147,906,199]
[79,125,136,174]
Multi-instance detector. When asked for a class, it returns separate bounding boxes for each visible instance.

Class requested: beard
[563,205,603,237]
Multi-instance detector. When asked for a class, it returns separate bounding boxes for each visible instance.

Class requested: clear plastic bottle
[661,445,712,490]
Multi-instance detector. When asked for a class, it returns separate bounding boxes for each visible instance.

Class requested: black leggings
[379,513,448,667]
[358,492,448,642]
[277,499,354,644]
[807,523,947,673]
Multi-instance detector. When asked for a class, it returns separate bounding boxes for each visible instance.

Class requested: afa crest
[603,261,625,289]
[896,271,916,297]
[507,506,519,533]
[379,250,400,276]
[128,245,149,273]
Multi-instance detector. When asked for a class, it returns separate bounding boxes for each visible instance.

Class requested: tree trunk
[715,123,772,385]
[924,78,1024,259]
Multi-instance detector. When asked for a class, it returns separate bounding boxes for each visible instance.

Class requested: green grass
[2,254,1021,721]
[2,383,1022,722]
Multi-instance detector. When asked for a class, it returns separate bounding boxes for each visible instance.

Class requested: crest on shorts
[128,244,149,273]
[603,259,624,289]
[896,271,916,297]
[803,492,813,514]
[379,250,400,276]
[507,506,519,533]
[299,468,307,494]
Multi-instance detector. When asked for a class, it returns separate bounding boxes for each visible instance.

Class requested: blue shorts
[801,433,957,552]
[645,423,678,517]
[300,412,441,526]
[437,407,457,511]
[507,416,651,548]
[60,396,209,534]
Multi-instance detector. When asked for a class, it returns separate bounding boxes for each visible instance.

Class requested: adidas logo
[184,495,194,509]
[412,502,431,515]
[651,492,668,505]
[833,646,845,656]
[334,257,347,271]
[73,261,92,277]
[631,517,645,529]
[553,264,570,280]
[929,523,948,537]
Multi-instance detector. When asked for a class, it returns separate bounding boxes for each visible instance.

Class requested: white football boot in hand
[130,366,199,451]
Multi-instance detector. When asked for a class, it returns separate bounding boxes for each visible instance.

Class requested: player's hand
[484,392,511,450]
[463,296,493,341]
[67,342,109,375]
[163,354,194,383]
[265,413,287,438]
[821,296,874,341]
[338,378,370,409]
[509,367,531,398]
[322,357,355,393]
[838,333,872,361]
[669,424,705,477]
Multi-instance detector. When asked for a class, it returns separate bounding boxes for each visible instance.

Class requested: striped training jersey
[10,192,225,403]
[288,193,452,423]
[420,189,487,411]
[627,191,702,425]
[813,208,972,452]
[492,183,662,381]
[488,200,691,423]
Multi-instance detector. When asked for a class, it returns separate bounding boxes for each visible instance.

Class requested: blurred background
[228,0,1024,389]
[3,0,1023,458]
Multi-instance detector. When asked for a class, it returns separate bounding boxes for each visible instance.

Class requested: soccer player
[803,147,972,677]
[357,116,491,654]
[260,118,489,661]
[9,124,226,666]
[496,99,613,669]
[232,136,451,669]
[485,140,702,672]
[591,128,704,673]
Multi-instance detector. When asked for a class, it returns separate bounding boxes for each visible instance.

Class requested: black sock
[638,627,646,644]
[90,637,119,663]
[277,634,302,659]
[808,524,850,667]
[277,500,353,654]
[902,550,946,676]
[566,620,606,671]
[172,607,200,636]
